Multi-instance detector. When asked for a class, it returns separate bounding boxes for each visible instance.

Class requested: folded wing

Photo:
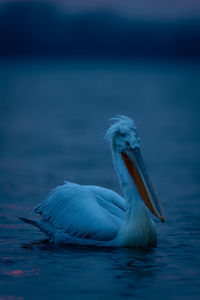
[34,182,125,243]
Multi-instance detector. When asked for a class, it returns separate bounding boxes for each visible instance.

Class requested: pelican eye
[121,133,126,137]
[126,141,130,147]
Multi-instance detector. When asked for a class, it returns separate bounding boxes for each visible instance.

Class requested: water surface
[0,60,200,300]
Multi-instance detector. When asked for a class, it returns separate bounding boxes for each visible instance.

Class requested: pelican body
[20,116,164,248]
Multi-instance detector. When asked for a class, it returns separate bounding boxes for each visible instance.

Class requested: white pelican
[19,116,164,248]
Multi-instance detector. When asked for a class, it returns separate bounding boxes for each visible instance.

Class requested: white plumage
[20,116,164,247]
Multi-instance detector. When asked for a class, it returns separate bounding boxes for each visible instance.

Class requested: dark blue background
[0,1,200,299]
[0,1,200,59]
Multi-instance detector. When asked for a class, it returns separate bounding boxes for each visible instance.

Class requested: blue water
[0,60,200,300]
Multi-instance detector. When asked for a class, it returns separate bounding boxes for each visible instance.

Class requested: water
[0,59,200,300]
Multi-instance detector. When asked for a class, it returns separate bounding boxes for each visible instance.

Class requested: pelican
[19,116,164,247]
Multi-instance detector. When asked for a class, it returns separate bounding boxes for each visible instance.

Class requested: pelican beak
[121,147,164,222]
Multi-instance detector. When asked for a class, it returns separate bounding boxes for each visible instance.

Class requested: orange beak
[121,147,164,222]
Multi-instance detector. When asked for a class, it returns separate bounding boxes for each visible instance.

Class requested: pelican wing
[34,182,125,243]
[86,185,126,221]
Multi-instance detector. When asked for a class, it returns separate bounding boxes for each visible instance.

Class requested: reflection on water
[0,59,200,300]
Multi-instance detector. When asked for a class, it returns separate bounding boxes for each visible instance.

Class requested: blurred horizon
[0,0,200,59]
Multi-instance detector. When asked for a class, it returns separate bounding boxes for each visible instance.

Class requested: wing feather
[34,182,124,243]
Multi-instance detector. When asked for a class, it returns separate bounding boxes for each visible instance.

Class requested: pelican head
[106,115,165,223]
